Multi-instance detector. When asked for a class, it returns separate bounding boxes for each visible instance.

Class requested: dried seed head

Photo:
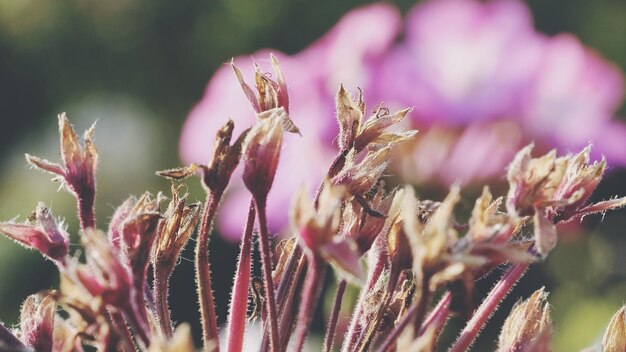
[603,306,626,352]
[497,288,552,352]
[232,53,290,114]
[353,107,416,153]
[19,292,56,352]
[0,203,69,265]
[26,114,98,227]
[74,229,133,310]
[336,85,364,151]
[290,183,364,282]
[332,147,392,196]
[243,108,286,201]
[153,185,200,272]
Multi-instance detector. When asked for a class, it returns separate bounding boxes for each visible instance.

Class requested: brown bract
[497,288,552,352]
[603,306,626,352]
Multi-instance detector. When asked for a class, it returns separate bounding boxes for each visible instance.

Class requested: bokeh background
[0,0,625,351]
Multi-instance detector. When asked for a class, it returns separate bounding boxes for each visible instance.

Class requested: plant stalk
[323,279,347,352]
[449,262,529,352]
[195,192,222,351]
[226,200,256,352]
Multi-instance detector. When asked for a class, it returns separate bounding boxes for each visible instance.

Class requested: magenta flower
[377,0,625,184]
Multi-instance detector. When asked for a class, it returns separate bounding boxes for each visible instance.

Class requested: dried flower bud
[19,292,56,352]
[603,306,626,352]
[243,108,286,201]
[291,183,364,282]
[497,288,552,352]
[342,184,396,254]
[0,203,69,265]
[232,53,289,113]
[336,85,365,151]
[469,187,521,243]
[153,185,200,272]
[107,197,135,251]
[506,144,565,217]
[353,107,416,153]
[201,119,249,195]
[26,113,98,228]
[74,229,133,310]
[119,192,162,276]
[332,147,391,196]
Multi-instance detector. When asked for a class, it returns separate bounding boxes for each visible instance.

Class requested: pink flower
[179,4,401,240]
[378,0,625,184]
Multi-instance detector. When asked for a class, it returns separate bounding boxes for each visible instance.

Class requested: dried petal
[603,306,626,352]
[497,288,552,352]
[19,292,56,352]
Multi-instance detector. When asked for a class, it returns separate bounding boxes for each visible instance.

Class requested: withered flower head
[603,306,626,352]
[152,185,201,272]
[336,86,416,153]
[469,187,521,244]
[0,203,69,266]
[291,182,364,282]
[507,144,626,256]
[232,54,290,114]
[26,113,98,228]
[332,146,392,196]
[342,183,396,254]
[497,288,552,352]
[119,192,162,275]
[19,292,56,352]
[402,186,460,282]
[243,108,286,202]
[73,229,133,310]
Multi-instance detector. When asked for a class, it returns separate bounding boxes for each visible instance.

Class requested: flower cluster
[1,54,625,352]
[180,0,626,241]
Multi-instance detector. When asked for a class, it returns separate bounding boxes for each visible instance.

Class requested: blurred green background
[0,0,625,350]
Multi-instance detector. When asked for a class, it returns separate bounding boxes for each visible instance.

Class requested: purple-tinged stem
[0,320,26,350]
[254,197,280,352]
[153,269,173,338]
[418,291,451,336]
[226,200,256,352]
[123,301,151,348]
[323,279,347,352]
[78,194,96,231]
[293,255,326,352]
[108,311,135,352]
[374,290,451,352]
[277,253,306,352]
[342,251,388,352]
[449,263,529,352]
[196,193,222,351]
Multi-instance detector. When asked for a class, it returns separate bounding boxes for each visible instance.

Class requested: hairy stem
[108,311,135,352]
[293,255,326,352]
[226,200,256,352]
[449,263,529,352]
[418,291,452,336]
[323,279,347,352]
[255,197,280,352]
[78,195,96,231]
[0,320,26,350]
[195,193,222,351]
[153,269,173,338]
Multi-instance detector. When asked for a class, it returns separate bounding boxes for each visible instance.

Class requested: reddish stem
[78,196,96,231]
[195,193,222,351]
[153,269,173,338]
[323,279,347,352]
[254,197,281,352]
[226,200,256,352]
[293,255,326,352]
[449,263,529,352]
[418,291,452,336]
